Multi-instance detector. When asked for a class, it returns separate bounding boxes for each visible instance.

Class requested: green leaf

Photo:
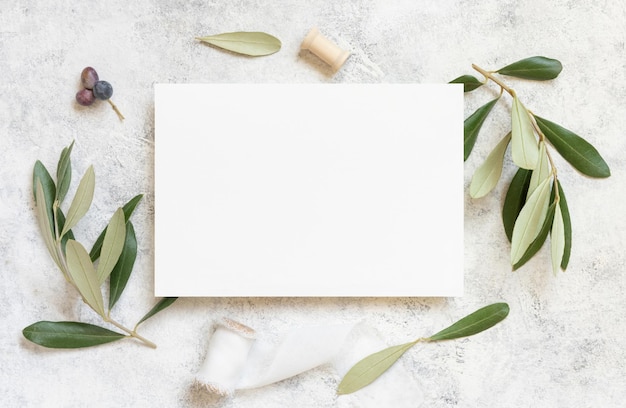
[502,168,532,242]
[428,303,510,341]
[65,240,104,316]
[135,297,178,328]
[33,160,56,237]
[109,222,138,310]
[34,181,61,270]
[449,75,483,92]
[61,165,95,237]
[196,31,281,56]
[557,183,572,270]
[526,141,551,199]
[90,194,143,261]
[511,177,552,264]
[513,202,556,270]
[470,132,511,198]
[56,208,74,255]
[96,208,126,284]
[511,95,539,169]
[23,321,125,348]
[551,201,566,275]
[496,56,562,80]
[464,97,499,161]
[534,116,610,178]
[56,141,74,203]
[337,341,416,395]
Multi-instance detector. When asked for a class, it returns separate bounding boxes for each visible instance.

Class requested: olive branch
[24,141,176,348]
[452,56,610,273]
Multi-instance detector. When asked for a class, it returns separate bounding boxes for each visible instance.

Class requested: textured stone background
[1,1,625,407]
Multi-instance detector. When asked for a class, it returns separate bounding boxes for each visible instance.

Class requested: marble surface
[2,1,626,407]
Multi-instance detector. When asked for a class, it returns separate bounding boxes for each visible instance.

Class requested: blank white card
[154,84,463,297]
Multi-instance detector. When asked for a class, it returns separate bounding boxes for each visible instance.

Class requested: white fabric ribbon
[195,317,424,406]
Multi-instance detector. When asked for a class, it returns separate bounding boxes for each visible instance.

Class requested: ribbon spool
[301,27,350,71]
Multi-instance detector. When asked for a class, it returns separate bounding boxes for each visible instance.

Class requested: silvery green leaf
[511,176,552,264]
[23,321,125,349]
[337,341,416,395]
[502,168,532,242]
[109,222,137,310]
[464,97,499,161]
[90,194,143,261]
[56,141,74,203]
[513,202,556,270]
[196,31,281,56]
[449,75,483,92]
[96,208,126,285]
[61,165,95,237]
[511,95,538,169]
[35,181,61,269]
[551,201,566,275]
[65,239,104,316]
[526,141,551,199]
[496,56,562,80]
[470,132,511,198]
[534,115,610,178]
[428,303,510,341]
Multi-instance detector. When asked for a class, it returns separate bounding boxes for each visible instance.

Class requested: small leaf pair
[337,303,509,395]
[451,56,562,94]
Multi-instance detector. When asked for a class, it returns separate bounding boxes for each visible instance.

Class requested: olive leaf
[551,202,566,275]
[33,161,56,237]
[34,180,61,269]
[109,222,137,310]
[196,31,281,56]
[513,201,556,270]
[464,97,499,160]
[511,95,538,169]
[61,165,95,237]
[510,176,552,264]
[526,141,551,198]
[23,321,125,348]
[534,115,610,178]
[496,56,563,80]
[557,183,572,270]
[428,302,510,341]
[502,168,532,242]
[337,341,416,395]
[90,194,143,261]
[56,141,74,203]
[469,132,511,198]
[135,297,178,328]
[337,303,510,395]
[96,208,126,284]
[449,75,483,92]
[55,208,74,255]
[65,239,105,316]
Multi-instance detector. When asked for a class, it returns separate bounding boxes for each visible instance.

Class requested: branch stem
[472,64,515,96]
[106,317,157,348]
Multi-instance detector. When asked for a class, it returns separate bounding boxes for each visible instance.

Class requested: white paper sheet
[154,84,462,297]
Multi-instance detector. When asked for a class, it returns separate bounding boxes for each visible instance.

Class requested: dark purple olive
[93,80,113,100]
[80,67,99,90]
[76,88,96,106]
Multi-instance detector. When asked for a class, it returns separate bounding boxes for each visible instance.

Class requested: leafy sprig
[452,56,610,273]
[24,142,177,348]
[337,303,509,395]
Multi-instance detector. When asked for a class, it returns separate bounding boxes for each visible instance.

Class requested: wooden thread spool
[301,27,350,71]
